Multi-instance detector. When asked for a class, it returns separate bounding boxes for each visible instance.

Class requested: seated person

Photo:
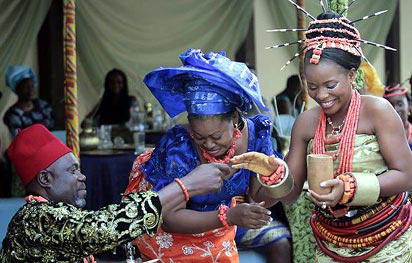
[87,69,137,126]
[273,96,295,137]
[3,66,54,137]
[124,49,290,263]
[276,74,303,116]
[0,124,230,262]
[383,83,412,148]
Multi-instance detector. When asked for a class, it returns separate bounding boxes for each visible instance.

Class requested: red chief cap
[7,124,72,185]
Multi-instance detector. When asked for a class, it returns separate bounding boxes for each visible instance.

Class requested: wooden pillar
[63,0,79,157]
[296,0,308,110]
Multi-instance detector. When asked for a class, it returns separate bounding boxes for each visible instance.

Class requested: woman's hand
[226,202,272,229]
[231,152,279,176]
[308,179,344,208]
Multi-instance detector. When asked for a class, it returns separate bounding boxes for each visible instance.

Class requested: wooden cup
[307,154,334,195]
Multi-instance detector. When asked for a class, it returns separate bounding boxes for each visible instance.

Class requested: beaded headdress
[383,77,412,98]
[384,84,407,98]
[268,0,396,70]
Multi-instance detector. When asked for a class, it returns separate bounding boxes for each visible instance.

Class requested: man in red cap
[0,124,231,262]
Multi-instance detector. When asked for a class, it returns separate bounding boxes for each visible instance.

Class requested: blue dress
[141,114,290,248]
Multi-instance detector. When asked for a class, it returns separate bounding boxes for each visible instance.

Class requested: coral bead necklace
[313,90,361,176]
[200,128,242,164]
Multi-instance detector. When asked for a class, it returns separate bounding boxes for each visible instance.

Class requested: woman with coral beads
[124,49,291,263]
[232,11,412,263]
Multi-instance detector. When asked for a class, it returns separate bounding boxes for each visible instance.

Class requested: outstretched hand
[231,152,279,176]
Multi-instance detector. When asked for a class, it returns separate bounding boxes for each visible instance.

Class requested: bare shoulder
[293,106,321,142]
[360,95,399,131]
[361,95,392,111]
[361,95,393,114]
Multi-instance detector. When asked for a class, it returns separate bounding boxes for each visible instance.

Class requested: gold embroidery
[143,213,157,229]
[0,191,162,263]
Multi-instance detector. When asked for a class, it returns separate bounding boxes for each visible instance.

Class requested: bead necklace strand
[200,129,242,164]
[313,90,361,175]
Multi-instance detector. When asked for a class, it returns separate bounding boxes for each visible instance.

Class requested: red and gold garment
[124,150,239,263]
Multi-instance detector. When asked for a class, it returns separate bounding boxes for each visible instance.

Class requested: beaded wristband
[258,158,285,186]
[174,178,190,202]
[218,204,230,228]
[257,158,293,199]
[337,173,356,205]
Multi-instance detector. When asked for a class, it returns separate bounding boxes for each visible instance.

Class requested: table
[80,150,137,260]
[81,150,137,211]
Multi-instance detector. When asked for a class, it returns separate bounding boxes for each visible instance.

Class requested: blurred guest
[88,69,137,126]
[384,83,412,148]
[273,96,295,137]
[3,66,54,137]
[276,75,303,116]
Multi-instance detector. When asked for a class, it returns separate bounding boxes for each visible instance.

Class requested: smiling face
[189,115,235,157]
[46,153,87,208]
[304,59,356,118]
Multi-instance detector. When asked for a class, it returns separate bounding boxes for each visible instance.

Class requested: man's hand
[181,163,231,197]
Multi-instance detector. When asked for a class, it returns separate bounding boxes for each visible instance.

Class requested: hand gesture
[226,202,272,229]
[181,163,231,196]
[231,152,279,176]
[308,179,344,208]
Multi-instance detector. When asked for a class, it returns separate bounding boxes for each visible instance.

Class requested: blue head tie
[144,49,268,118]
[5,66,37,92]
[183,79,243,115]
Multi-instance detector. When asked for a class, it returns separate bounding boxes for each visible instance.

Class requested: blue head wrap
[144,49,268,118]
[5,66,37,92]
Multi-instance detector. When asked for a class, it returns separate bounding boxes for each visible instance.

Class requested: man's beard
[75,198,86,208]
